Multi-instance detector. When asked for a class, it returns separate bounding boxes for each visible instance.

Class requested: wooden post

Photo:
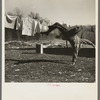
[66,40,68,47]
[36,44,43,54]
[17,31,20,41]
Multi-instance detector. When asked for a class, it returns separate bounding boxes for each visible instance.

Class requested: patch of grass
[5,49,95,82]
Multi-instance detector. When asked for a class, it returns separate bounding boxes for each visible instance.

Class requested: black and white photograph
[5,0,96,82]
[2,0,98,99]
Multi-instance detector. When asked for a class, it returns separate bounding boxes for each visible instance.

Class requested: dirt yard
[5,40,95,82]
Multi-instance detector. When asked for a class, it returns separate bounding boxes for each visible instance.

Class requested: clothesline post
[41,34,43,40]
[36,44,43,54]
[27,36,28,41]
[17,31,20,41]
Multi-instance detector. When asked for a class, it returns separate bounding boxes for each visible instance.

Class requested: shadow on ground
[5,59,66,65]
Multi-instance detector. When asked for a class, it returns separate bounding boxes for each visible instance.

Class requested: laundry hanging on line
[22,18,33,36]
[35,21,41,33]
[41,21,49,32]
[5,14,50,36]
[32,19,38,36]
[16,17,22,30]
[22,17,40,36]
[5,14,17,29]
[5,14,22,30]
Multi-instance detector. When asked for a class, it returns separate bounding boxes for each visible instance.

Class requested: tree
[7,8,23,18]
[28,12,36,19]
[7,11,14,16]
[44,18,50,25]
[35,13,40,20]
[13,8,23,18]
[28,12,44,21]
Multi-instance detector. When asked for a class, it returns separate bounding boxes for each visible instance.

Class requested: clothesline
[5,14,50,36]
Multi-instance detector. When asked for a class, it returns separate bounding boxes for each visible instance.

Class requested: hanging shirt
[32,20,38,36]
[5,14,17,29]
[16,17,22,30]
[41,21,49,32]
[35,21,41,33]
[22,18,35,36]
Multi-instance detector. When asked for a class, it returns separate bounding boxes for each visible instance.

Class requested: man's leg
[72,44,79,65]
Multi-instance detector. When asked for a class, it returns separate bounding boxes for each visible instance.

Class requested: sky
[5,0,96,25]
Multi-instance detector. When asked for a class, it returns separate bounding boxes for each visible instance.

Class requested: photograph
[4,0,96,83]
[2,0,98,100]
